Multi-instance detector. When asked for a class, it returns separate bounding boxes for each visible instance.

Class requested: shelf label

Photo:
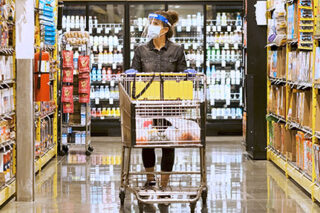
[212,26,217,32]
[222,60,226,67]
[234,43,239,49]
[217,26,221,32]
[109,98,114,105]
[226,99,230,106]
[227,26,232,32]
[206,25,211,32]
[112,63,116,70]
[110,80,115,87]
[215,43,219,49]
[138,26,143,32]
[95,98,100,105]
[186,26,191,32]
[197,26,201,32]
[177,25,182,32]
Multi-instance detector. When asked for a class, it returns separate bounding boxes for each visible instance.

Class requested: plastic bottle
[216,13,221,26]
[62,16,66,29]
[221,13,227,26]
[73,51,79,70]
[236,12,242,26]
[75,16,80,29]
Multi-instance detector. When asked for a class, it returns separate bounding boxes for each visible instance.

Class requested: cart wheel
[88,146,94,152]
[119,189,125,206]
[201,189,207,205]
[138,201,144,213]
[190,202,196,213]
[85,150,92,156]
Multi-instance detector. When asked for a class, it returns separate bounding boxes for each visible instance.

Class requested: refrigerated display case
[168,4,204,72]
[62,1,244,136]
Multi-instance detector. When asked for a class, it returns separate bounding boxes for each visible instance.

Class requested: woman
[131,10,187,190]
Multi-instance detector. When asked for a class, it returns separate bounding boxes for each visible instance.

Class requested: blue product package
[45,31,56,37]
[44,25,55,32]
[40,20,54,27]
[40,10,54,18]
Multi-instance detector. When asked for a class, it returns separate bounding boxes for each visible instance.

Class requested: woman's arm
[131,47,142,72]
[176,46,187,72]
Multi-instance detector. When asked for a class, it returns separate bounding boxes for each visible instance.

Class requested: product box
[273,122,281,151]
[269,120,274,147]
[315,93,320,132]
[287,51,297,81]
[280,124,286,155]
[296,131,304,169]
[313,144,320,183]
[304,139,312,176]
[315,47,320,83]
[287,129,297,162]
[301,91,312,128]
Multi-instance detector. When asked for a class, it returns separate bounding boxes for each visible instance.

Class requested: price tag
[186,26,191,32]
[110,80,115,87]
[99,45,103,53]
[177,25,182,32]
[215,43,219,49]
[234,43,239,49]
[95,98,100,105]
[109,98,114,105]
[217,26,221,32]
[212,26,217,32]
[197,26,201,32]
[224,43,229,49]
[138,26,143,32]
[222,60,226,67]
[112,63,116,70]
[115,27,119,34]
[227,26,231,32]
[206,25,211,32]
[130,26,134,32]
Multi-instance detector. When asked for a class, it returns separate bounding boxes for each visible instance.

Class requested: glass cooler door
[88,4,124,121]
[168,4,204,72]
[129,4,165,63]
[206,4,244,121]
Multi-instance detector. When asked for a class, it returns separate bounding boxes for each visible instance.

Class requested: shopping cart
[119,73,207,212]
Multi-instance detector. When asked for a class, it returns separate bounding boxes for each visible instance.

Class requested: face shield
[141,13,171,41]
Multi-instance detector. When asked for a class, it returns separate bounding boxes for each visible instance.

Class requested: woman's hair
[154,10,179,38]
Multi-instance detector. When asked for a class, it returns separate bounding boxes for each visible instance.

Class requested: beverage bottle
[73,51,79,70]
[70,16,75,29]
[75,16,80,28]
[236,12,242,26]
[62,16,66,29]
[107,67,112,81]
[94,16,98,28]
[216,13,221,26]
[89,16,93,29]
[221,13,227,26]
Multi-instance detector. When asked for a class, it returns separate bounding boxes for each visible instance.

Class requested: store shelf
[35,111,55,120]
[0,111,15,120]
[0,79,15,87]
[0,178,15,206]
[267,148,315,197]
[35,145,56,173]
[287,81,312,89]
[268,77,286,85]
[0,47,14,55]
[0,139,15,148]
[267,113,286,123]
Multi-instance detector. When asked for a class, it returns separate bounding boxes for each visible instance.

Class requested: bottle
[105,86,110,99]
[62,16,66,29]
[73,51,79,70]
[70,16,75,29]
[236,12,242,26]
[89,16,93,29]
[94,16,98,28]
[216,13,221,26]
[107,67,112,81]
[221,13,227,26]
[75,16,80,28]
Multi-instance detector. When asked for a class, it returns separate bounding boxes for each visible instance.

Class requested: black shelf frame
[63,0,244,136]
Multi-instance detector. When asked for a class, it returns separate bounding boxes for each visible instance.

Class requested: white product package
[165,118,201,142]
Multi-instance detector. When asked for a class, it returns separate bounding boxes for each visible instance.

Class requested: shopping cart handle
[184,69,197,77]
[125,69,138,75]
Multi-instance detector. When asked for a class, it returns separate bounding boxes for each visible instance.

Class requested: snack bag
[78,78,90,94]
[61,85,73,102]
[63,102,74,113]
[63,68,73,83]
[62,50,73,68]
[78,55,90,73]
[79,72,90,79]
[79,93,90,103]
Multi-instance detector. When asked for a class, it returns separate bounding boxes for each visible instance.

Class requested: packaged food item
[63,102,74,113]
[79,93,90,103]
[78,78,90,94]
[61,85,73,103]
[79,72,90,79]
[62,50,74,68]
[78,55,90,73]
[62,68,73,83]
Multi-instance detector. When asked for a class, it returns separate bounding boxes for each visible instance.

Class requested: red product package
[79,93,90,103]
[78,78,90,94]
[63,102,74,113]
[63,68,74,83]
[79,72,90,79]
[78,55,90,73]
[61,85,73,103]
[62,50,74,68]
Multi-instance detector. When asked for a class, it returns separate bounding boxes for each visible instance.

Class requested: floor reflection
[1,137,320,212]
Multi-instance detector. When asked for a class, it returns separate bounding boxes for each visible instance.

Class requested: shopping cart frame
[118,73,207,212]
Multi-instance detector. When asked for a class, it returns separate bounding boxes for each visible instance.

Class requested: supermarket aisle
[2,137,320,213]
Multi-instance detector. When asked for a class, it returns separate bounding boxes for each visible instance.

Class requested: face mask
[147,25,162,39]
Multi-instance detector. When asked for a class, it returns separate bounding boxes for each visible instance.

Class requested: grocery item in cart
[165,118,200,143]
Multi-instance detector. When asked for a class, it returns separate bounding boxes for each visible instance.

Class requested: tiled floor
[2,136,320,212]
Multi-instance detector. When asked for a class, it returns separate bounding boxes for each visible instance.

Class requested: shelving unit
[33,0,58,172]
[266,0,320,203]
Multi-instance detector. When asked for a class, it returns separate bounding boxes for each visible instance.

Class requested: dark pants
[142,148,175,172]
